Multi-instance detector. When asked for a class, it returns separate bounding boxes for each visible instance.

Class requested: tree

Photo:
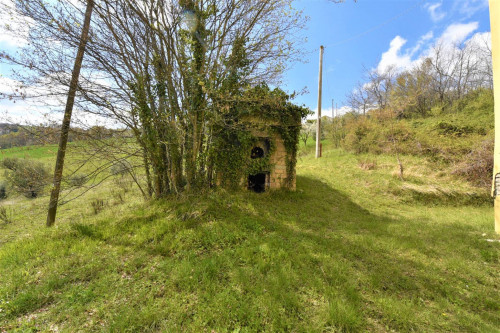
[390,58,433,118]
[1,0,307,199]
[364,66,396,111]
[47,0,95,227]
[300,121,314,147]
[346,81,373,115]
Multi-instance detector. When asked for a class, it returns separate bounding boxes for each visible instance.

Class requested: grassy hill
[335,89,495,191]
[0,138,499,332]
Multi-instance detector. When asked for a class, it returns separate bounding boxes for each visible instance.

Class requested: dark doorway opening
[248,173,267,193]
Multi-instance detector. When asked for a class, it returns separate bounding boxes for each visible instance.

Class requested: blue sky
[0,0,493,124]
[284,0,492,117]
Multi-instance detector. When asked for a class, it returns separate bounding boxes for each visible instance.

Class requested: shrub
[358,159,377,171]
[67,173,87,188]
[0,182,7,200]
[435,121,474,137]
[110,161,130,177]
[2,158,50,198]
[0,206,13,224]
[343,118,379,154]
[112,190,125,204]
[453,138,494,188]
[91,199,105,215]
[342,117,415,156]
[2,157,19,170]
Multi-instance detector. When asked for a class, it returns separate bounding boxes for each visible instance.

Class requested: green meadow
[0,139,499,332]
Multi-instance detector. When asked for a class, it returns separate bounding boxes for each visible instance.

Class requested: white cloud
[425,2,446,22]
[375,21,484,75]
[0,76,120,128]
[307,106,353,120]
[438,22,478,46]
[0,0,33,48]
[377,36,412,74]
[410,31,434,56]
[454,0,489,18]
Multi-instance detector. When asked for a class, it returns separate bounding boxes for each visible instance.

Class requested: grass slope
[0,143,499,332]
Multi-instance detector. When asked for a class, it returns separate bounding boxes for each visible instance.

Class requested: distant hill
[0,123,20,136]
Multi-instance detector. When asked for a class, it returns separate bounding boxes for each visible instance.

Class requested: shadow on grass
[2,175,498,332]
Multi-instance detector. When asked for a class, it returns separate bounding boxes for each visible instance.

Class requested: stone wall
[268,136,295,190]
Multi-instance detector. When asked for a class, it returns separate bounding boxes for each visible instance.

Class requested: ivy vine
[213,84,310,190]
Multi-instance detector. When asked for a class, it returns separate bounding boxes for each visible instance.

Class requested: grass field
[0,140,499,332]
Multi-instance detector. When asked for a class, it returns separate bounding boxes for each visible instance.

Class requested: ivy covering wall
[212,84,310,189]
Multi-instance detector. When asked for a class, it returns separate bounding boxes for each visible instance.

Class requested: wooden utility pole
[316,45,324,158]
[46,0,95,227]
[490,0,500,234]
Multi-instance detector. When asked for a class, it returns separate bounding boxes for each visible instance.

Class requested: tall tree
[2,0,307,198]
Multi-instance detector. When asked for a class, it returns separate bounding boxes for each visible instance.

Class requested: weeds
[0,206,13,224]
[67,173,87,188]
[113,177,131,193]
[453,138,494,189]
[0,182,7,200]
[112,190,125,205]
[358,159,377,171]
[90,199,105,215]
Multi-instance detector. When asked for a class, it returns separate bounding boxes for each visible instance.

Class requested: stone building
[246,121,298,193]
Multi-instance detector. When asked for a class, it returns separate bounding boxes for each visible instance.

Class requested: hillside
[333,89,495,189]
[0,140,499,332]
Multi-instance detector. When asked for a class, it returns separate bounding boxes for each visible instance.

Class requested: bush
[0,182,7,200]
[91,199,105,215]
[0,206,13,224]
[453,138,493,189]
[2,158,50,198]
[358,159,377,171]
[110,161,130,177]
[67,173,87,188]
[435,121,474,137]
[343,118,378,154]
[342,117,415,156]
[2,157,19,170]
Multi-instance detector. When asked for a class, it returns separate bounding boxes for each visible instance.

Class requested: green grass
[0,141,499,332]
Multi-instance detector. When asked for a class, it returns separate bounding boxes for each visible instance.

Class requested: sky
[284,0,492,118]
[0,0,493,125]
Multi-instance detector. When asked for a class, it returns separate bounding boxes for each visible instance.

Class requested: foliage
[342,116,415,156]
[110,161,130,177]
[0,182,7,200]
[212,84,310,189]
[2,157,50,198]
[300,121,314,147]
[330,117,347,148]
[347,35,492,118]
[67,173,88,188]
[336,88,494,189]
[453,138,494,188]
[3,0,308,197]
[0,206,13,224]
[90,199,105,215]
[435,121,475,136]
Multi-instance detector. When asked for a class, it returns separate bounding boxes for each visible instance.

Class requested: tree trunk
[46,0,94,227]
